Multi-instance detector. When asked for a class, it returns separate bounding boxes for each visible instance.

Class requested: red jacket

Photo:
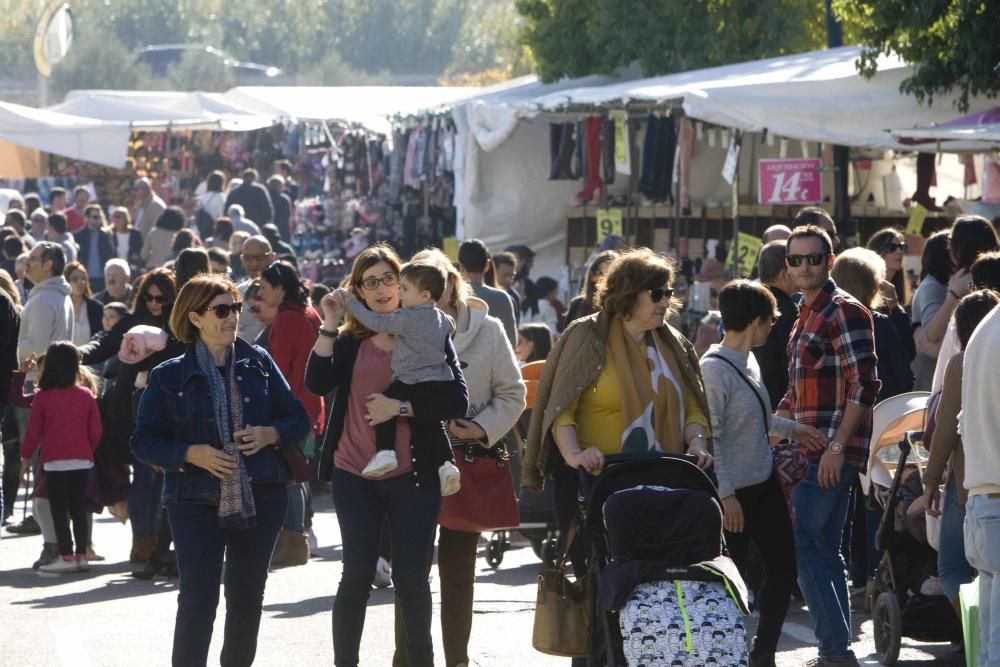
[21,386,102,465]
[269,303,325,434]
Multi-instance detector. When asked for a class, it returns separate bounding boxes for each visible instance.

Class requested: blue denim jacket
[132,337,310,505]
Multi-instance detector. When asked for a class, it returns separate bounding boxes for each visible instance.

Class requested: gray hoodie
[18,275,74,364]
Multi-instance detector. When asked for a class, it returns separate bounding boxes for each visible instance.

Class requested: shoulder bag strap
[704,353,770,441]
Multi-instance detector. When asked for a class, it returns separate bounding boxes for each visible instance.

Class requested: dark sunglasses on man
[202,302,243,319]
[786,253,830,268]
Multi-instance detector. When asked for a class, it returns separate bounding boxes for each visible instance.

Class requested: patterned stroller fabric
[620,580,747,667]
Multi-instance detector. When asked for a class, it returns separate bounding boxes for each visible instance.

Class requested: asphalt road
[0,490,965,666]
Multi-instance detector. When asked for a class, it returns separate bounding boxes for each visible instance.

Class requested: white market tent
[50,90,274,132]
[445,46,999,276]
[221,86,485,134]
[0,100,131,169]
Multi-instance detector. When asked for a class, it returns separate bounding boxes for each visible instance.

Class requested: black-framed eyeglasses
[649,287,674,303]
[202,302,243,319]
[884,242,907,253]
[143,293,170,305]
[360,272,399,291]
[786,253,830,267]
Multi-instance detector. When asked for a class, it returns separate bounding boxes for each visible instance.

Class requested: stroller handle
[576,451,701,487]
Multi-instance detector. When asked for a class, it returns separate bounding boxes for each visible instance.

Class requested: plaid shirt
[777,279,881,470]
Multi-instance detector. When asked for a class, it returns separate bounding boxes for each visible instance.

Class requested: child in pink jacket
[20,342,102,574]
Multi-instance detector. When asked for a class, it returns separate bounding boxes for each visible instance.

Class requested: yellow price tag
[726,232,763,277]
[442,237,459,262]
[906,203,928,236]
[595,208,623,242]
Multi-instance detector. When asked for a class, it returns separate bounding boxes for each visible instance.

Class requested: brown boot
[130,535,157,563]
[270,529,309,568]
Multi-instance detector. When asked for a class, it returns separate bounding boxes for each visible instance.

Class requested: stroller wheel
[873,591,902,665]
[485,538,504,569]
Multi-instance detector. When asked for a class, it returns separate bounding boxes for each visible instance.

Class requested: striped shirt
[777,279,881,470]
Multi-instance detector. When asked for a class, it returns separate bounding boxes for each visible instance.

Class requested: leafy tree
[516,0,829,82]
[834,0,1000,112]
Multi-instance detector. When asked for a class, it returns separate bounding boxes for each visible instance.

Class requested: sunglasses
[884,242,907,253]
[360,272,399,291]
[143,293,170,305]
[202,302,243,319]
[649,287,674,303]
[786,253,830,268]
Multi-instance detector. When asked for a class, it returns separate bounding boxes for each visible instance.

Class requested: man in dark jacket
[752,240,799,410]
[74,207,116,292]
[224,168,274,226]
[266,175,293,243]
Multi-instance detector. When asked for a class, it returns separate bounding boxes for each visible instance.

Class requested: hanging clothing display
[613,110,631,176]
[911,152,939,211]
[576,116,606,203]
[548,122,576,180]
[602,115,616,185]
[639,114,676,203]
[677,116,695,214]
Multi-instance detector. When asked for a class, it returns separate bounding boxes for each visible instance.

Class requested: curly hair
[598,248,676,320]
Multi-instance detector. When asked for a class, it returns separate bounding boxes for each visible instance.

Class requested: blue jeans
[130,461,163,538]
[964,494,1000,667]
[283,483,306,532]
[794,460,858,662]
[938,475,976,600]
[331,467,440,667]
[166,483,287,667]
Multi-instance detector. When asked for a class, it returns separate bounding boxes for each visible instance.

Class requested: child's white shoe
[439,462,461,497]
[362,450,398,478]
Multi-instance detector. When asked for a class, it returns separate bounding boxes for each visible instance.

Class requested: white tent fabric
[461,47,995,152]
[222,86,483,133]
[50,90,274,132]
[0,100,131,168]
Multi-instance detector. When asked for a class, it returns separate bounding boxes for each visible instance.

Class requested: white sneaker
[362,450,398,478]
[372,556,392,588]
[439,462,461,497]
[75,556,89,572]
[306,529,319,557]
[39,556,79,574]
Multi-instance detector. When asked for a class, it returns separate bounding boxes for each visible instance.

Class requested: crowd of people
[1,169,999,667]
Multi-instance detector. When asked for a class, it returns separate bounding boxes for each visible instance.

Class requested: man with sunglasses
[235,235,275,343]
[777,225,880,667]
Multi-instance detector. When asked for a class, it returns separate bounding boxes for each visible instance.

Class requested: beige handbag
[531,520,591,657]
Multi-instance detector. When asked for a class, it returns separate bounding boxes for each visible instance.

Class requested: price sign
[722,138,740,185]
[726,232,763,277]
[595,208,623,242]
[757,159,822,204]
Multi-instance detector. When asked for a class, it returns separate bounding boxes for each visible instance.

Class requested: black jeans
[331,466,441,667]
[47,469,90,556]
[724,474,796,655]
[166,483,287,667]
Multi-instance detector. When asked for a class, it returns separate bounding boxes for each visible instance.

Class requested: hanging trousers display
[677,116,695,214]
[576,116,605,203]
[548,123,577,180]
[639,114,676,203]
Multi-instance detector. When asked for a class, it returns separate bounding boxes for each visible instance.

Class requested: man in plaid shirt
[778,220,880,667]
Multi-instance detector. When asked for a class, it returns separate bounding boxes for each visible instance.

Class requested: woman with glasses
[257,260,323,567]
[305,244,468,667]
[866,227,916,365]
[63,261,104,347]
[132,274,309,666]
[524,248,714,662]
[700,280,827,666]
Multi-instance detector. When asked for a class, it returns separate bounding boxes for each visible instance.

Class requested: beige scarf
[608,317,685,454]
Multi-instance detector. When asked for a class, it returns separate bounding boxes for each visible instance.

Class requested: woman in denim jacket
[132,274,310,667]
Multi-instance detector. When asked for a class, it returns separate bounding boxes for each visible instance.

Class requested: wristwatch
[828,440,845,455]
[398,401,409,416]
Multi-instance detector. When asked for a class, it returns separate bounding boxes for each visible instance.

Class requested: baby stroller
[577,453,750,667]
[485,361,560,568]
[859,392,963,665]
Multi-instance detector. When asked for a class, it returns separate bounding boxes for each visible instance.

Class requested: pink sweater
[20,386,102,465]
